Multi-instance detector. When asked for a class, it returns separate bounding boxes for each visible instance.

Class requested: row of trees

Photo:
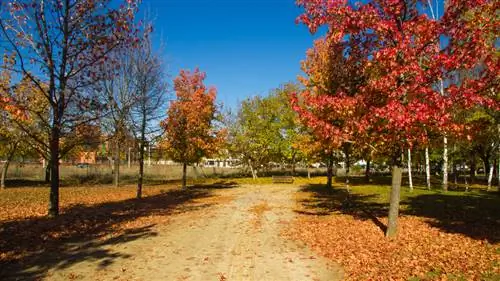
[0,1,226,217]
[291,0,498,237]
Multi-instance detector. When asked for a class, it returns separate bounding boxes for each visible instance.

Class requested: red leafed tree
[295,0,498,237]
[161,69,225,189]
[0,0,140,217]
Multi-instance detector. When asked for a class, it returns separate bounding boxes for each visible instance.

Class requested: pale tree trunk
[487,164,493,191]
[1,146,17,189]
[386,153,403,238]
[443,136,448,191]
[248,160,257,179]
[182,162,187,188]
[307,167,311,179]
[425,147,431,190]
[345,149,350,191]
[114,140,120,187]
[407,149,413,192]
[137,120,146,198]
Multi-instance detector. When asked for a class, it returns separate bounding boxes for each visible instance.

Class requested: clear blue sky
[141,0,317,110]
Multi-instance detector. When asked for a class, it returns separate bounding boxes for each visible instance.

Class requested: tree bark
[1,143,18,189]
[365,158,371,182]
[386,154,403,238]
[44,164,51,183]
[248,160,257,179]
[425,147,431,190]
[182,162,187,188]
[442,136,448,191]
[344,147,350,191]
[470,150,476,184]
[137,142,145,199]
[48,127,60,217]
[114,140,120,187]
[487,164,494,191]
[326,153,334,189]
[407,149,413,192]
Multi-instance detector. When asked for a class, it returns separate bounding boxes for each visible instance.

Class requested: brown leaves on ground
[249,201,272,229]
[283,214,500,280]
[0,184,236,280]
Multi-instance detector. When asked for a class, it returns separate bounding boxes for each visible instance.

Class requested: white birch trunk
[425,147,431,190]
[443,136,448,191]
[408,149,413,192]
[487,165,493,191]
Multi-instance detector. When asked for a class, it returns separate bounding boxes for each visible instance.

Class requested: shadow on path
[0,183,237,280]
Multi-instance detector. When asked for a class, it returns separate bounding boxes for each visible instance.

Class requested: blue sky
[141,0,317,110]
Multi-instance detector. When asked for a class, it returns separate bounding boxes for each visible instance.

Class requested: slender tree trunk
[386,153,403,238]
[365,158,371,182]
[407,149,413,192]
[182,162,187,188]
[470,150,476,184]
[345,148,350,191]
[425,147,431,190]
[114,140,120,187]
[443,136,448,191]
[487,165,493,191]
[248,160,257,179]
[307,167,311,179]
[1,143,18,189]
[1,155,12,189]
[137,142,145,199]
[291,152,296,176]
[48,127,60,217]
[44,164,51,183]
[326,153,334,189]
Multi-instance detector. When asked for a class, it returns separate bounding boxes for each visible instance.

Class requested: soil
[46,185,344,281]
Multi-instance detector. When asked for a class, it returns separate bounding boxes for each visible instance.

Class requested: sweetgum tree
[296,0,498,237]
[161,69,225,189]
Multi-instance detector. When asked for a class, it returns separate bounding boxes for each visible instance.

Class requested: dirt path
[48,185,343,281]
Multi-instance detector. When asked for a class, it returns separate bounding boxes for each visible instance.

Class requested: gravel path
[47,185,343,281]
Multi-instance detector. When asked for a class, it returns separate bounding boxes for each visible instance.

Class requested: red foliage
[294,0,498,152]
[161,69,225,164]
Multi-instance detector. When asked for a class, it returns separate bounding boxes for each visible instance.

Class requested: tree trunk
[44,164,51,183]
[326,153,334,189]
[114,140,120,187]
[137,143,145,199]
[386,154,403,238]
[365,158,371,182]
[443,136,448,191]
[182,162,187,188]
[248,160,257,179]
[307,167,311,179]
[291,152,296,176]
[425,147,431,190]
[487,164,494,191]
[1,143,17,189]
[470,150,476,184]
[48,127,60,217]
[345,148,350,191]
[407,149,413,192]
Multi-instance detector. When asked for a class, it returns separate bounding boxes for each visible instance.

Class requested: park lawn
[284,178,500,281]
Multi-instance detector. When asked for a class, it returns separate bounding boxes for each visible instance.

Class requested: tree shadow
[295,184,388,233]
[190,181,239,189]
[402,192,500,244]
[295,183,500,243]
[0,187,217,280]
